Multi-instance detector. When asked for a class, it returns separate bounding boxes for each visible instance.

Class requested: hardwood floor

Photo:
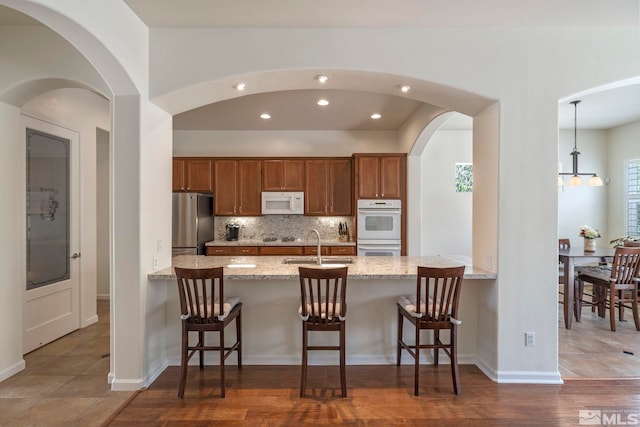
[4,297,640,425]
[107,365,640,426]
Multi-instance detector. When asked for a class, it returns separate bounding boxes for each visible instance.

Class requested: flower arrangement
[579,225,601,239]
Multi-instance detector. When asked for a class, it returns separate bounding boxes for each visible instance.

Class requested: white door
[22,116,80,354]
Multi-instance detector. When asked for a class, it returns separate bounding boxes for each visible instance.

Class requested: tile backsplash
[214,215,354,242]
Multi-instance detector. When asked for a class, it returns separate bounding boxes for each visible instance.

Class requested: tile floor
[0,300,134,426]
[1,294,640,425]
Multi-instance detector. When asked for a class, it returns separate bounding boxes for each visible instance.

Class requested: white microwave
[261,191,304,215]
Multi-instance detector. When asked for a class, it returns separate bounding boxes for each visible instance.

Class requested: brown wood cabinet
[354,154,405,199]
[262,160,304,191]
[304,158,352,215]
[260,246,304,256]
[173,158,213,192]
[329,246,356,256]
[206,246,259,256]
[213,159,262,215]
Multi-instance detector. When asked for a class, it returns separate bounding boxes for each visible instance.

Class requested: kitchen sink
[282,257,354,265]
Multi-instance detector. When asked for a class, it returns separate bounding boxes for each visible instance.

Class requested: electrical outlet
[153,257,159,271]
[157,238,163,251]
[329,220,335,228]
[525,332,535,347]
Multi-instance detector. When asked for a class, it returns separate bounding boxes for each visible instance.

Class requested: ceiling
[2,3,640,131]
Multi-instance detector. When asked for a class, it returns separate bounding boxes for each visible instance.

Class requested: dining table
[559,246,616,329]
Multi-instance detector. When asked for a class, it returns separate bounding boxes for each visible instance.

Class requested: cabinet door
[304,246,330,256]
[234,246,259,255]
[186,159,213,192]
[207,246,233,256]
[237,160,262,215]
[304,160,328,215]
[328,159,352,215]
[282,160,304,191]
[172,159,186,191]
[379,156,402,199]
[263,159,304,191]
[329,246,356,256]
[356,156,380,198]
[214,160,238,215]
[260,246,304,256]
[262,160,285,191]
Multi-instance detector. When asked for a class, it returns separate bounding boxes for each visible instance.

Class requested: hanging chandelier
[558,100,603,187]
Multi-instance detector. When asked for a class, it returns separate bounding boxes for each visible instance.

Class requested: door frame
[21,114,81,354]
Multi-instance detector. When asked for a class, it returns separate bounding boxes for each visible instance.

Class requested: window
[627,159,640,237]
[455,163,473,193]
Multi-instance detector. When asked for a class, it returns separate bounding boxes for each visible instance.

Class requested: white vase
[584,237,596,252]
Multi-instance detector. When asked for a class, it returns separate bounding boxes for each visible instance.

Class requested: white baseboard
[0,359,25,383]
[143,359,169,388]
[476,357,563,384]
[110,378,145,391]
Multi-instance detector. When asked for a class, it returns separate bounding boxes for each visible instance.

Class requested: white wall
[173,130,398,157]
[558,129,609,245]
[420,130,473,257]
[0,101,25,382]
[96,128,110,299]
[607,120,640,240]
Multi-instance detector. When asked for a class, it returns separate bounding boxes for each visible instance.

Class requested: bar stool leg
[414,319,420,396]
[340,322,347,398]
[300,324,308,397]
[396,309,403,366]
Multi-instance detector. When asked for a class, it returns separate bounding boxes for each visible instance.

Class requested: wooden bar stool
[298,266,348,398]
[174,266,242,398]
[396,265,465,395]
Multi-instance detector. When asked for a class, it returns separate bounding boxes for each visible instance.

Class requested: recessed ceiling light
[315,74,329,84]
[371,113,382,120]
[317,99,329,106]
[260,113,271,119]
[400,85,411,93]
[234,82,247,91]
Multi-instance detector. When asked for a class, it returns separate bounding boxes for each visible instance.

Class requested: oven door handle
[358,244,401,250]
[357,208,401,214]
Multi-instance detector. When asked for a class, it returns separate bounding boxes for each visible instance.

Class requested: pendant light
[558,100,603,187]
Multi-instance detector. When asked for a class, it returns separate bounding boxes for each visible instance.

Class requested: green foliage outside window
[455,163,473,193]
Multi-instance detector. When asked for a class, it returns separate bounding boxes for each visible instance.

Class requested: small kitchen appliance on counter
[225,223,240,241]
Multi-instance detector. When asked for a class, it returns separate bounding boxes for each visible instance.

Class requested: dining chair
[298,266,348,398]
[558,239,570,285]
[396,265,466,395]
[576,247,640,331]
[174,266,242,398]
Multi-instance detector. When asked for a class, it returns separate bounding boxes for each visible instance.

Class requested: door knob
[70,253,81,259]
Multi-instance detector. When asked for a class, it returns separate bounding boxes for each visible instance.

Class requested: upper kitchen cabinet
[214,159,262,215]
[173,158,213,192]
[262,159,305,191]
[305,158,352,216]
[354,154,406,199]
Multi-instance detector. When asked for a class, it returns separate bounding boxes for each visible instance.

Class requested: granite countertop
[149,255,496,281]
[205,239,356,247]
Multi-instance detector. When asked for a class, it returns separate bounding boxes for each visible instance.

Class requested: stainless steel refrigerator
[172,193,214,256]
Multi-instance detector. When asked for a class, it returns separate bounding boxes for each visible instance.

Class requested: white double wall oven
[356,199,401,256]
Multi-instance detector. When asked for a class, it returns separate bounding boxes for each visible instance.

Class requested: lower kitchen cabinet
[329,246,356,256]
[206,246,259,256]
[206,245,355,256]
[260,246,304,256]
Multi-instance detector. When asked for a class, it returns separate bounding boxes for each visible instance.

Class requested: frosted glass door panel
[26,129,70,290]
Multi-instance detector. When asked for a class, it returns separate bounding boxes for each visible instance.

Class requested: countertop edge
[148,255,496,281]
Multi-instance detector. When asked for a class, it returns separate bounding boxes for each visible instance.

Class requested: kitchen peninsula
[147,255,495,370]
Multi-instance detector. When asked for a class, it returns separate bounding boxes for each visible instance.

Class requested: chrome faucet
[307,229,322,265]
